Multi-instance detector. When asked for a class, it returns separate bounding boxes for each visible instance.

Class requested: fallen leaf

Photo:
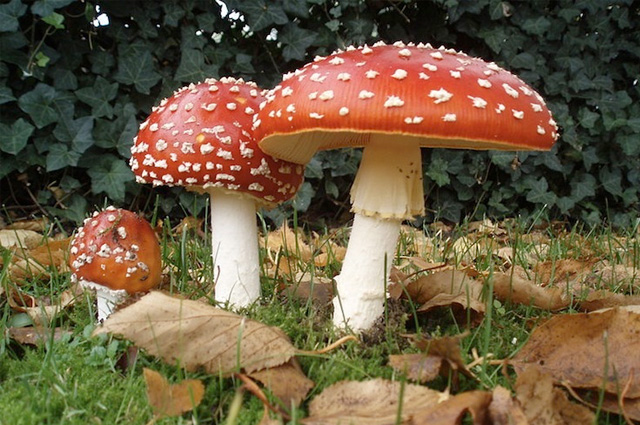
[411,390,492,425]
[9,238,70,281]
[492,271,568,310]
[94,291,296,375]
[512,306,640,398]
[488,386,528,425]
[4,217,49,232]
[515,366,594,425]
[577,290,640,312]
[248,358,314,408]
[9,285,81,326]
[0,229,42,249]
[303,378,448,425]
[391,269,482,306]
[143,368,204,417]
[388,353,442,383]
[278,272,334,305]
[7,326,71,345]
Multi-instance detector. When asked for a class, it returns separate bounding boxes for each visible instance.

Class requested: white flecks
[239,142,254,158]
[155,159,168,169]
[183,129,194,136]
[286,104,296,113]
[201,103,217,111]
[537,125,546,135]
[487,62,501,72]
[149,123,159,132]
[208,85,219,92]
[244,107,255,115]
[531,103,543,112]
[161,122,175,130]
[398,48,412,57]
[178,163,191,173]
[339,107,349,116]
[248,182,265,192]
[503,83,519,98]
[135,142,149,153]
[96,244,112,258]
[329,56,345,65]
[185,115,197,124]
[216,174,235,181]
[181,143,195,154]
[169,104,179,112]
[169,153,177,162]
[229,85,240,93]
[156,139,168,151]
[139,120,149,131]
[419,72,430,80]
[428,88,453,104]
[310,73,327,83]
[365,70,379,79]
[496,104,506,114]
[205,162,215,170]
[282,87,294,97]
[358,90,375,100]
[278,165,292,174]
[217,149,233,160]
[423,63,438,72]
[226,102,237,111]
[450,70,462,79]
[319,90,335,101]
[309,112,325,119]
[442,113,457,122]
[249,89,258,97]
[250,158,270,176]
[200,143,215,154]
[391,69,408,80]
[549,118,557,126]
[512,109,524,119]
[483,70,495,76]
[184,102,194,111]
[355,61,366,67]
[478,79,492,88]
[229,164,241,171]
[337,72,351,81]
[404,116,424,124]
[308,92,318,100]
[468,96,488,109]
[519,86,534,96]
[384,96,405,108]
[192,163,201,172]
[430,51,444,60]
[361,45,373,54]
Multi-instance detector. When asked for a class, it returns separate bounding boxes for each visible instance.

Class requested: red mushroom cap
[69,207,162,293]
[254,41,559,164]
[130,78,304,208]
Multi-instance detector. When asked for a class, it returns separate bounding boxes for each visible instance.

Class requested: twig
[620,369,636,425]
[296,335,358,355]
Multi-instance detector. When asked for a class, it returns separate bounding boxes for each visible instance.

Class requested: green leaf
[94,111,138,158]
[242,0,288,32]
[627,118,640,133]
[525,177,557,205]
[175,48,207,82]
[616,134,640,156]
[521,16,551,35]
[42,12,65,29]
[578,108,599,129]
[280,24,317,62]
[231,53,255,75]
[87,158,134,202]
[53,116,94,154]
[510,52,536,70]
[0,0,28,33]
[75,77,118,118]
[599,167,623,197]
[570,173,596,202]
[114,43,161,94]
[49,66,78,90]
[162,2,186,27]
[18,83,60,128]
[556,196,575,214]
[283,0,310,18]
[31,0,74,17]
[488,0,507,20]
[426,157,450,186]
[292,181,314,211]
[0,119,34,155]
[0,86,15,104]
[46,143,81,171]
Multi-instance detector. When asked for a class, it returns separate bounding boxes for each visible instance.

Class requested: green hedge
[0,0,638,227]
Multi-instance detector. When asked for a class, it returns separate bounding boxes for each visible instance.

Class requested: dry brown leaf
[512,307,640,398]
[7,326,71,345]
[388,353,442,383]
[411,390,492,425]
[413,333,476,380]
[279,272,334,305]
[10,285,80,326]
[0,229,42,249]
[303,378,448,425]
[578,290,640,312]
[574,388,640,421]
[263,223,313,262]
[9,238,70,281]
[515,366,594,425]
[391,269,482,306]
[143,368,204,417]
[4,217,49,232]
[488,386,528,425]
[249,359,314,408]
[94,291,296,375]
[492,272,568,311]
[534,258,598,287]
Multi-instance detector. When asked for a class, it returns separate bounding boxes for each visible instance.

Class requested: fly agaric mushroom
[254,41,558,331]
[130,78,304,308]
[69,207,162,321]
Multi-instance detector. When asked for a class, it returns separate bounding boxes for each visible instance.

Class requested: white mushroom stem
[209,190,261,307]
[80,281,127,322]
[333,136,424,331]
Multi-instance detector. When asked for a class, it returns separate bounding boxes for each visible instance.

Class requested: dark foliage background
[0,0,638,227]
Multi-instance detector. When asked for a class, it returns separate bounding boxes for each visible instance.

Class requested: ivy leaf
[0,86,15,104]
[283,0,310,18]
[53,116,94,154]
[94,112,138,158]
[524,177,557,206]
[87,156,134,202]
[18,83,61,128]
[280,24,317,62]
[115,43,161,94]
[175,48,207,82]
[599,167,623,197]
[0,0,28,32]
[242,0,288,32]
[616,134,640,156]
[42,12,65,29]
[570,173,596,202]
[521,16,551,35]
[46,143,81,171]
[76,77,118,118]
[426,157,450,187]
[231,53,255,75]
[31,0,74,17]
[556,197,575,214]
[0,118,34,155]
[162,2,186,27]
[292,181,314,212]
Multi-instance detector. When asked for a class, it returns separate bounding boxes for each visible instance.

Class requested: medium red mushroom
[69,207,162,321]
[130,78,304,308]
[254,41,558,331]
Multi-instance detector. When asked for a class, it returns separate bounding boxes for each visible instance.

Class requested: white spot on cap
[391,69,408,80]
[519,86,534,96]
[359,90,375,100]
[496,104,506,114]
[337,72,351,81]
[161,122,175,130]
[365,70,379,79]
[537,125,546,135]
[442,113,457,122]
[184,103,194,111]
[329,57,345,65]
[248,182,264,192]
[503,83,519,98]
[149,123,159,132]
[308,92,318,100]
[419,73,430,80]
[512,110,524,119]
[156,139,168,151]
[430,51,444,60]
[217,149,233,160]
[226,103,237,110]
[361,46,373,54]
[286,104,296,113]
[398,48,411,57]
[478,79,492,88]
[310,112,325,119]
[282,87,294,97]
[244,107,254,115]
[310,73,327,83]
[468,96,487,108]
[450,70,461,79]
[200,143,214,154]
[423,63,437,72]
[201,103,217,111]
[319,90,334,101]
[531,103,543,112]
[185,116,196,124]
[404,116,424,124]
[169,104,178,112]
[384,96,405,108]
[208,85,219,92]
[339,107,349,116]
[429,88,453,104]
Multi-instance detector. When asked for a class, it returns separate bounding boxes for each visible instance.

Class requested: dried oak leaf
[94,291,295,375]
[143,368,204,417]
[512,306,640,398]
[492,271,568,311]
[515,365,594,425]
[248,358,314,408]
[302,378,449,425]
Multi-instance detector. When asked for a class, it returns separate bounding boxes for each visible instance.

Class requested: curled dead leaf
[143,368,204,417]
[248,359,314,408]
[492,271,568,311]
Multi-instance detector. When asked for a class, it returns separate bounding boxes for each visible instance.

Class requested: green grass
[0,215,637,424]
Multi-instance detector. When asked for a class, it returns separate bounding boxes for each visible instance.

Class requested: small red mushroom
[254,41,558,331]
[69,206,162,321]
[130,77,304,307]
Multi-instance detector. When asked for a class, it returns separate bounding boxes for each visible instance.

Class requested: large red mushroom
[254,41,558,331]
[69,207,162,321]
[130,78,304,308]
